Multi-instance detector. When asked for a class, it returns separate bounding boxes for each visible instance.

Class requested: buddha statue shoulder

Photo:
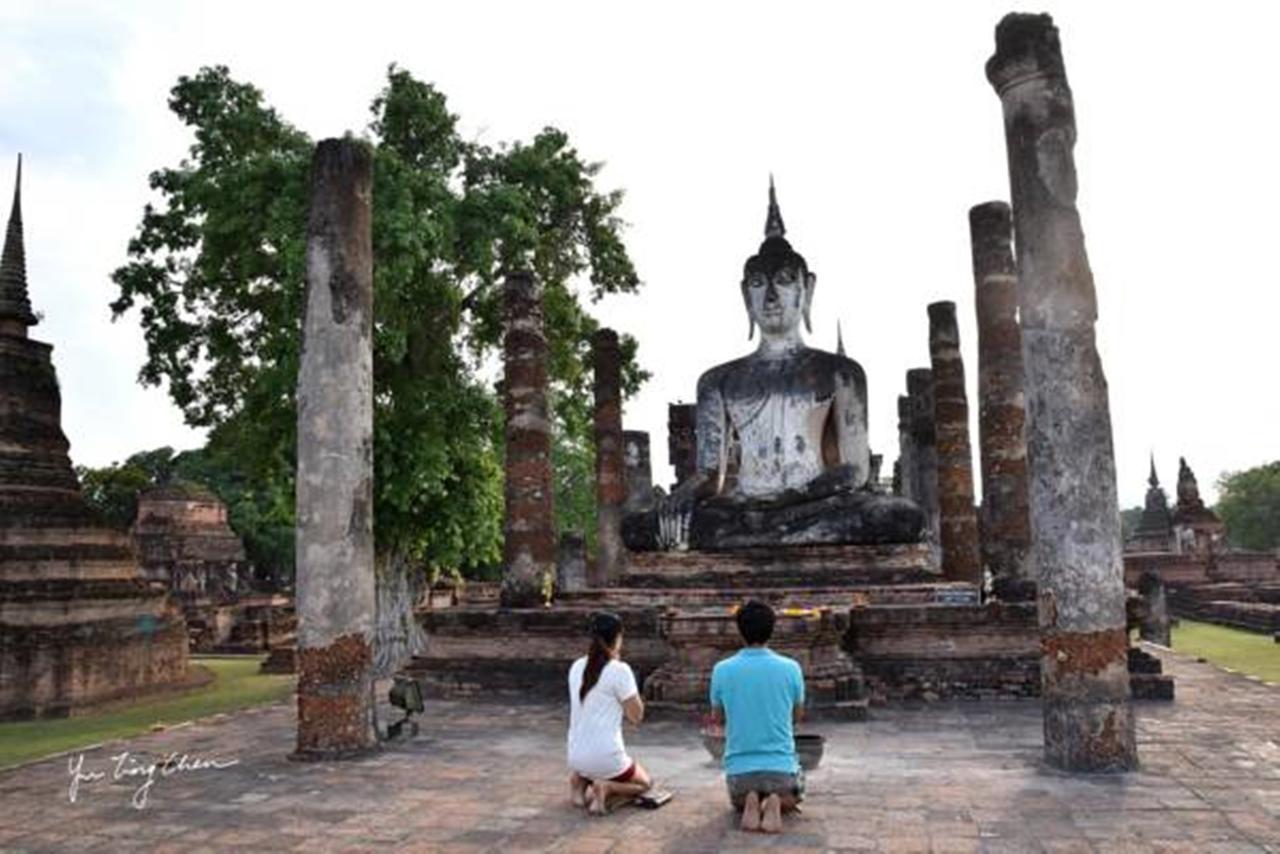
[623,181,924,551]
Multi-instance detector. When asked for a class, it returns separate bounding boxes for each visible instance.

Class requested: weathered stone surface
[666,402,697,488]
[988,13,1137,771]
[1136,571,1170,647]
[592,328,625,586]
[294,139,376,756]
[927,301,982,586]
[622,430,655,513]
[970,202,1033,601]
[0,158,188,720]
[554,530,587,594]
[501,270,555,607]
[900,369,940,568]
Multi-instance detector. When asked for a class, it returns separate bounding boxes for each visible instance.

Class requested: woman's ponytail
[580,611,623,702]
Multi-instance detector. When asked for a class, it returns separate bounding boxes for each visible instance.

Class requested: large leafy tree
[1216,461,1280,552]
[111,66,646,669]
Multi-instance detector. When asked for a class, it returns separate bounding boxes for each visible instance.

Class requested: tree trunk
[373,551,428,679]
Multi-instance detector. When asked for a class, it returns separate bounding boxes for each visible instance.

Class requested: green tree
[1216,461,1280,552]
[110,65,645,672]
[1120,505,1143,542]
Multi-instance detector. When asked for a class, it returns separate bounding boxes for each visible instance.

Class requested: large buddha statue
[624,182,924,551]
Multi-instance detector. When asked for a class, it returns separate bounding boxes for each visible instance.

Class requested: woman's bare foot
[740,791,761,832]
[760,793,783,833]
[569,773,589,808]
[588,780,609,816]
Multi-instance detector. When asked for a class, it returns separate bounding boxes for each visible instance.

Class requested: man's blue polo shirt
[709,647,804,776]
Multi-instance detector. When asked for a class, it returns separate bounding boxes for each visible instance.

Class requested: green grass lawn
[0,657,294,770]
[1171,619,1280,684]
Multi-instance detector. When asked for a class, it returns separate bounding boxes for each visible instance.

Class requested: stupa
[0,157,188,719]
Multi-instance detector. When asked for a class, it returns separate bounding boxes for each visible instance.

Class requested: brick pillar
[295,139,376,758]
[501,271,556,607]
[592,329,625,586]
[556,531,588,595]
[971,201,1034,601]
[928,302,982,586]
[667,403,698,488]
[906,368,940,569]
[988,12,1137,771]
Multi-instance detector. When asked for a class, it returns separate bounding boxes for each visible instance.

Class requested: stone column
[1137,571,1170,647]
[971,201,1034,601]
[988,12,1138,771]
[501,271,556,607]
[927,302,982,586]
[295,139,376,758]
[667,403,698,488]
[623,430,655,512]
[896,396,915,499]
[906,368,940,569]
[556,531,588,594]
[592,328,625,587]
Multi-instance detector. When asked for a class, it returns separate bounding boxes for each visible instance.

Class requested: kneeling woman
[567,612,652,814]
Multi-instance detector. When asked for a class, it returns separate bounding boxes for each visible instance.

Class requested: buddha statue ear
[742,281,756,340]
[802,271,816,334]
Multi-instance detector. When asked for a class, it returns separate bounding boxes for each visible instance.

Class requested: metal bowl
[699,731,825,770]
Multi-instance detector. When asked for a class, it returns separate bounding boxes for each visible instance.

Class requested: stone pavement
[0,646,1276,853]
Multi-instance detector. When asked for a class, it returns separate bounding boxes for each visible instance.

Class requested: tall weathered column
[622,430,655,513]
[988,13,1137,771]
[927,302,982,586]
[295,139,376,758]
[667,402,698,488]
[906,368,940,569]
[502,271,556,607]
[971,201,1034,600]
[592,328,625,586]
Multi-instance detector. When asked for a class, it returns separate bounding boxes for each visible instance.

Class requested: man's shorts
[725,769,806,810]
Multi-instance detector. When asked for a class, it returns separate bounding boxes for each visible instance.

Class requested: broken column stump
[592,328,625,586]
[988,12,1138,771]
[904,368,940,569]
[501,271,556,607]
[295,139,377,758]
[928,302,982,587]
[970,201,1034,601]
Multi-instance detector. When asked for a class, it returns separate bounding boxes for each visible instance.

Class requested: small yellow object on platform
[780,607,819,618]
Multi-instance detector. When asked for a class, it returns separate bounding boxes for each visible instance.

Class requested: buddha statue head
[742,179,815,341]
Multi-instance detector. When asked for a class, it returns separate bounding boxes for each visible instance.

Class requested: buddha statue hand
[656,500,692,551]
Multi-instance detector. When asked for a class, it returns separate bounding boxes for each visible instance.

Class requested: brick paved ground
[0,646,1276,853]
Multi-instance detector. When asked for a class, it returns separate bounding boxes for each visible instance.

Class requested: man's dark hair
[735,600,775,645]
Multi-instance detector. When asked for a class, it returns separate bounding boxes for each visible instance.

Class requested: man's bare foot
[740,791,761,832]
[761,793,783,833]
[588,780,609,816]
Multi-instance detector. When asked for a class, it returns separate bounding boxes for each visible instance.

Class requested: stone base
[1127,646,1174,701]
[848,601,1041,701]
[643,607,868,718]
[624,543,938,589]
[0,525,189,720]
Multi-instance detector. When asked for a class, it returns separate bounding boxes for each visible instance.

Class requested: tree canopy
[1216,461,1280,552]
[110,65,646,576]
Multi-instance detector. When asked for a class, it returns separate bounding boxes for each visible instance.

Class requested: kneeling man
[710,600,805,833]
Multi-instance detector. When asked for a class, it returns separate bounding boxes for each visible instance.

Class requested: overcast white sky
[2,1,1277,508]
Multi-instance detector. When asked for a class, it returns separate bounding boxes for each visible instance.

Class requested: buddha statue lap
[623,182,923,551]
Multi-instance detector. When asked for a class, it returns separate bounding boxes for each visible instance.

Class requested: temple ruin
[0,157,188,719]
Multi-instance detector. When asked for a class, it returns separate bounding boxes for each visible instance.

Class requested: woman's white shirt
[566,656,637,779]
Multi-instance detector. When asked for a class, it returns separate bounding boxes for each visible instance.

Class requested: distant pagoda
[1127,455,1174,553]
[0,157,188,719]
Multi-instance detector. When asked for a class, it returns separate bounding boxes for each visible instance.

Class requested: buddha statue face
[744,262,814,338]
